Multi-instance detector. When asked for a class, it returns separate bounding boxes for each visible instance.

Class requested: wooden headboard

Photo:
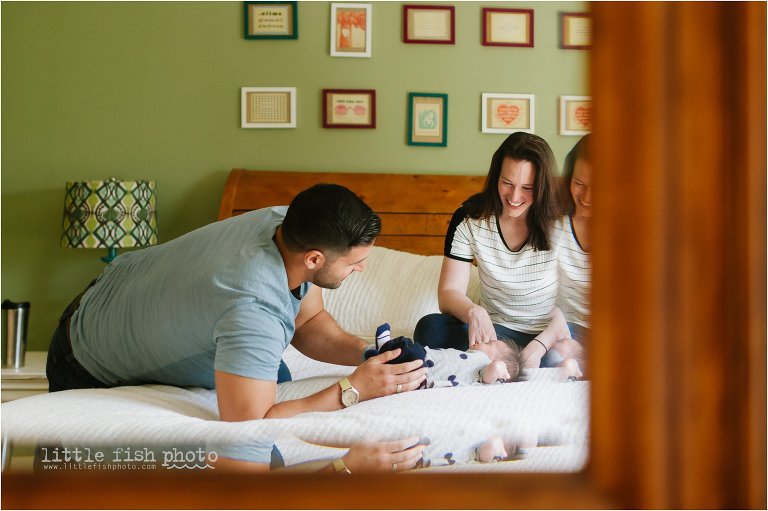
[218,169,485,255]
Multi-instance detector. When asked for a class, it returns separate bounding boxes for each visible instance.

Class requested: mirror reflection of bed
[2,170,590,476]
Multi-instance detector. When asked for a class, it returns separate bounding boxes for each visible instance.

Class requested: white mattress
[1,247,589,473]
[2,367,589,472]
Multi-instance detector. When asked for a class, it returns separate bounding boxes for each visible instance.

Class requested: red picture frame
[560,12,592,49]
[403,5,455,45]
[322,89,376,129]
[482,8,534,48]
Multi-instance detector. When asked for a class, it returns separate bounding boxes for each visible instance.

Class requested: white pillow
[322,246,479,339]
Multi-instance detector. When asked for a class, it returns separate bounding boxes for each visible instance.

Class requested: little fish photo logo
[161,447,217,470]
[38,446,217,471]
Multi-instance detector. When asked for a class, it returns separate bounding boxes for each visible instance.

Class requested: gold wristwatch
[338,377,359,407]
[332,458,351,474]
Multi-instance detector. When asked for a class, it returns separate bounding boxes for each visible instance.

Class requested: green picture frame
[244,1,298,40]
[407,93,448,147]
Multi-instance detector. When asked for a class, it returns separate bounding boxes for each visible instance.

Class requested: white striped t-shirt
[552,215,591,328]
[445,206,559,334]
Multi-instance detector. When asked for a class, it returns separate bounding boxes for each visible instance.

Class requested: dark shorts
[46,281,109,392]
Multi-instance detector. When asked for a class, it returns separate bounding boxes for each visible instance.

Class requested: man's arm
[216,280,429,421]
[215,349,426,421]
[215,370,349,421]
[291,285,369,365]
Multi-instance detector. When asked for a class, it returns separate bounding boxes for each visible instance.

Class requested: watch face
[341,388,359,407]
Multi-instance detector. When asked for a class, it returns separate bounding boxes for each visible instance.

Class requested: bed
[1,169,589,474]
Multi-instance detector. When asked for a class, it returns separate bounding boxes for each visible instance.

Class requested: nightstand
[1,351,48,402]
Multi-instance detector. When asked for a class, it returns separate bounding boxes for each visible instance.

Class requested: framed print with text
[407,93,447,147]
[243,1,298,39]
[322,89,376,128]
[482,8,534,47]
[330,3,372,57]
[403,5,455,44]
[481,93,535,134]
[559,95,592,135]
[241,87,296,128]
[561,12,592,49]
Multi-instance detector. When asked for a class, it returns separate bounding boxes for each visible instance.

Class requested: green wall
[1,1,588,351]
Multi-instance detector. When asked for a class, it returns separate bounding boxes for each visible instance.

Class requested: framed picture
[322,89,376,128]
[559,95,592,135]
[481,93,535,134]
[330,3,372,58]
[407,93,447,147]
[561,12,592,49]
[243,1,298,39]
[482,8,534,47]
[241,87,296,128]
[403,5,455,44]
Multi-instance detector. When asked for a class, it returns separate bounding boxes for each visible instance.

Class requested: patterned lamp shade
[62,178,157,263]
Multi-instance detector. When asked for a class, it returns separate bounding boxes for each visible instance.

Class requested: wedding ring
[392,463,398,472]
[396,383,402,394]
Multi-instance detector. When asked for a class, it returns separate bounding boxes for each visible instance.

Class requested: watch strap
[338,376,359,407]
[332,458,351,474]
[339,376,353,393]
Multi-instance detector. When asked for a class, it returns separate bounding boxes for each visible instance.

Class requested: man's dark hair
[282,183,381,256]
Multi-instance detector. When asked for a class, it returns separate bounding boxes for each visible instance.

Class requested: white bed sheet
[1,247,589,472]
[2,365,589,473]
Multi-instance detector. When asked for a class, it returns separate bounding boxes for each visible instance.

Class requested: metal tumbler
[2,300,30,369]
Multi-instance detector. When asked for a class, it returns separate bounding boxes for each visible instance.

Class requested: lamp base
[101,247,117,264]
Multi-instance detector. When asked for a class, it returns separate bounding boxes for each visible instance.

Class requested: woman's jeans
[413,313,570,367]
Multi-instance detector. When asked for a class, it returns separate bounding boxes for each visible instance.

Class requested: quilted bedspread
[1,248,589,473]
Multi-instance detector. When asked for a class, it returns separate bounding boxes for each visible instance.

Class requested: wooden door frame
[2,3,765,509]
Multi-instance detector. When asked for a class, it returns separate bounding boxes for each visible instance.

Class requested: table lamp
[61,178,157,263]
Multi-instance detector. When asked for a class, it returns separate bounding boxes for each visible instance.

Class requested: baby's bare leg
[551,337,583,359]
[560,357,584,380]
[476,436,507,463]
[481,360,510,383]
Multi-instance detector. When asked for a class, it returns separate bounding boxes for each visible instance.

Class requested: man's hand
[342,437,425,473]
[347,349,426,400]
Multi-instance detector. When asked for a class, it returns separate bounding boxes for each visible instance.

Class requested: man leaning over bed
[47,183,427,421]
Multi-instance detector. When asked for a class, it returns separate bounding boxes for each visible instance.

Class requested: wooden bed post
[590,2,766,508]
[217,168,243,221]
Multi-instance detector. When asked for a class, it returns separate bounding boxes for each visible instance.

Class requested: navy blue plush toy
[364,323,427,366]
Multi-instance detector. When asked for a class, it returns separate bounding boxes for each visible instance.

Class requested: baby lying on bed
[365,324,523,386]
[365,315,585,387]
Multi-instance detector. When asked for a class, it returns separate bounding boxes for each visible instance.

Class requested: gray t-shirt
[70,207,310,388]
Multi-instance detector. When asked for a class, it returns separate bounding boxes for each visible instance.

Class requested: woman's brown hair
[464,132,560,251]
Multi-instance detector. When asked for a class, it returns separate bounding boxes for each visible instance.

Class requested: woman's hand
[342,437,425,473]
[467,305,496,345]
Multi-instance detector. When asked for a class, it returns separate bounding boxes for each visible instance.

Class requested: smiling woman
[553,134,592,343]
[413,132,562,366]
